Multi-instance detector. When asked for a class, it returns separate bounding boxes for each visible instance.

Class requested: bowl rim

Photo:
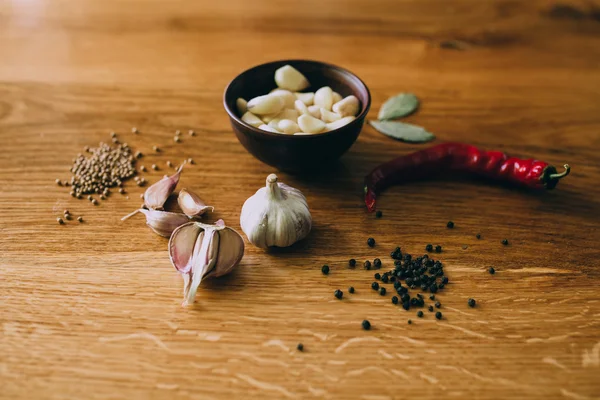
[223,59,371,139]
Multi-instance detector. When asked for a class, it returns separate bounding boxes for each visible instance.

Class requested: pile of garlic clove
[237,65,360,135]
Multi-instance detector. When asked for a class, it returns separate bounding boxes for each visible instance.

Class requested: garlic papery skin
[143,164,184,210]
[121,208,191,237]
[178,188,214,217]
[169,220,244,306]
[240,174,312,249]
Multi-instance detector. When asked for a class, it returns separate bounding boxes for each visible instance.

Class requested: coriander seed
[153,146,159,152]
[119,188,125,194]
[135,151,143,158]
[167,161,173,168]
[140,166,147,172]
[152,164,158,170]
[175,130,181,135]
[132,127,138,134]
[110,132,116,138]
[174,136,181,143]
[188,158,195,165]
[77,216,83,222]
[56,179,62,185]
[57,217,64,224]
[189,130,195,136]
[91,199,98,205]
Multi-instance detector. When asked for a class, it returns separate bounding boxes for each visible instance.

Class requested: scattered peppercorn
[297,343,304,352]
[425,244,433,252]
[435,311,442,320]
[349,259,356,268]
[375,210,382,218]
[408,319,412,324]
[57,217,64,224]
[489,267,495,275]
[152,145,159,152]
[362,320,371,330]
[441,276,449,284]
[429,295,435,300]
[367,237,375,247]
[402,302,410,310]
[371,282,380,291]
[428,305,434,312]
[417,311,424,318]
[447,221,454,228]
[435,301,441,308]
[364,260,371,270]
[379,287,386,296]
[91,199,98,205]
[348,286,355,294]
[502,239,509,245]
[334,289,343,299]
[476,233,481,239]
[435,245,442,253]
[468,298,476,307]
[381,274,389,283]
[321,265,329,275]
[374,273,381,280]
[392,296,399,304]
[118,188,125,194]
[373,258,381,268]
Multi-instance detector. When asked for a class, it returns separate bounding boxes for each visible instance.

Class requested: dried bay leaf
[377,93,419,120]
[369,120,435,143]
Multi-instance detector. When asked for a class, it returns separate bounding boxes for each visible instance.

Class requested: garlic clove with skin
[121,208,191,237]
[143,163,184,210]
[178,188,214,217]
[240,174,312,249]
[169,220,244,306]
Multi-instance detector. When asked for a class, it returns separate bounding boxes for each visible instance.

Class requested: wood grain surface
[1,0,600,399]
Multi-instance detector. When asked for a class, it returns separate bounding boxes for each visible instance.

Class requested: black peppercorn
[428,305,434,312]
[489,267,495,275]
[447,221,454,229]
[417,311,424,318]
[408,319,412,324]
[425,244,433,252]
[410,298,419,306]
[402,302,410,310]
[420,283,428,291]
[321,265,329,275]
[429,294,435,300]
[364,260,371,270]
[349,259,356,267]
[373,258,381,268]
[468,298,476,308]
[362,320,371,330]
[429,283,438,293]
[435,301,441,308]
[297,343,304,351]
[334,289,343,299]
[381,274,389,283]
[435,311,442,320]
[379,287,386,296]
[367,237,375,247]
[502,239,509,245]
[348,286,355,294]
[389,275,396,282]
[375,210,382,218]
[392,296,399,304]
[435,245,442,253]
[476,233,481,239]
[441,276,449,284]
[401,293,410,303]
[371,282,379,291]
[374,273,381,280]
[439,283,445,289]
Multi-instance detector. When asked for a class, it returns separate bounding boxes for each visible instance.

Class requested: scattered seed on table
[119,188,125,194]
[429,294,435,300]
[468,298,476,308]
[77,216,83,223]
[175,130,181,136]
[100,194,106,200]
[135,151,143,158]
[373,258,381,268]
[435,311,443,320]
[110,132,116,138]
[435,245,442,253]
[371,282,379,291]
[502,239,509,245]
[417,311,424,318]
[69,190,75,197]
[297,343,304,352]
[381,274,389,283]
[321,265,329,275]
[152,146,160,152]
[489,267,495,274]
[476,233,481,239]
[91,199,98,205]
[392,296,399,304]
[167,161,173,168]
[364,260,371,270]
[349,259,356,268]
[435,301,441,308]
[379,287,386,296]
[87,195,92,201]
[56,179,62,185]
[57,217,64,224]
[188,130,195,136]
[64,213,71,220]
[447,221,454,228]
[428,305,434,312]
[334,289,343,299]
[140,166,147,172]
[375,210,382,218]
[132,127,138,134]
[348,286,355,294]
[188,158,195,165]
[441,276,449,284]
[174,136,181,143]
[402,302,410,311]
[426,244,433,252]
[152,164,158,170]
[112,137,119,144]
[408,319,412,324]
[374,273,381,280]
[362,320,371,330]
[367,237,375,247]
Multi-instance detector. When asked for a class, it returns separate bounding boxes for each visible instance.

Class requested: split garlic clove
[143,164,184,210]
[274,65,310,92]
[247,94,284,115]
[241,111,263,128]
[323,116,356,132]
[294,99,309,115]
[269,89,296,109]
[258,124,281,133]
[332,91,343,104]
[320,108,341,123]
[122,208,191,237]
[278,119,300,134]
[236,98,247,115]
[307,105,321,119]
[169,221,245,306]
[294,92,314,106]
[298,114,326,134]
[314,86,334,111]
[178,188,214,217]
[332,95,359,117]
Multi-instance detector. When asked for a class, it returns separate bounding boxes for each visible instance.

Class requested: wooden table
[1,1,599,398]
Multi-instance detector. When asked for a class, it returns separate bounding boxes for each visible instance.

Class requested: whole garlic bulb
[240,174,312,248]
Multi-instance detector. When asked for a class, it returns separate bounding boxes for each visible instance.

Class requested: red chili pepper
[364,142,570,212]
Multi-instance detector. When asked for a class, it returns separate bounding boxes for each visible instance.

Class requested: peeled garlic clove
[307,105,321,119]
[332,95,359,117]
[269,89,295,109]
[293,132,313,136]
[294,92,314,106]
[236,98,247,115]
[320,108,341,123]
[143,164,183,210]
[323,116,356,132]
[276,108,299,121]
[314,86,334,111]
[298,114,326,134]
[278,119,300,134]
[247,94,284,115]
[178,188,214,217]
[332,91,343,104]
[258,124,281,133]
[122,208,190,237]
[274,65,310,92]
[268,120,281,130]
[261,112,280,123]
[241,111,263,127]
[294,99,309,115]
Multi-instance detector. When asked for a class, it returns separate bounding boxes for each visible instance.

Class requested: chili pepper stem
[549,164,570,180]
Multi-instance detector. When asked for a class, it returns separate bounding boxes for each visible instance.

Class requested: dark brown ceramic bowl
[223,60,371,172]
